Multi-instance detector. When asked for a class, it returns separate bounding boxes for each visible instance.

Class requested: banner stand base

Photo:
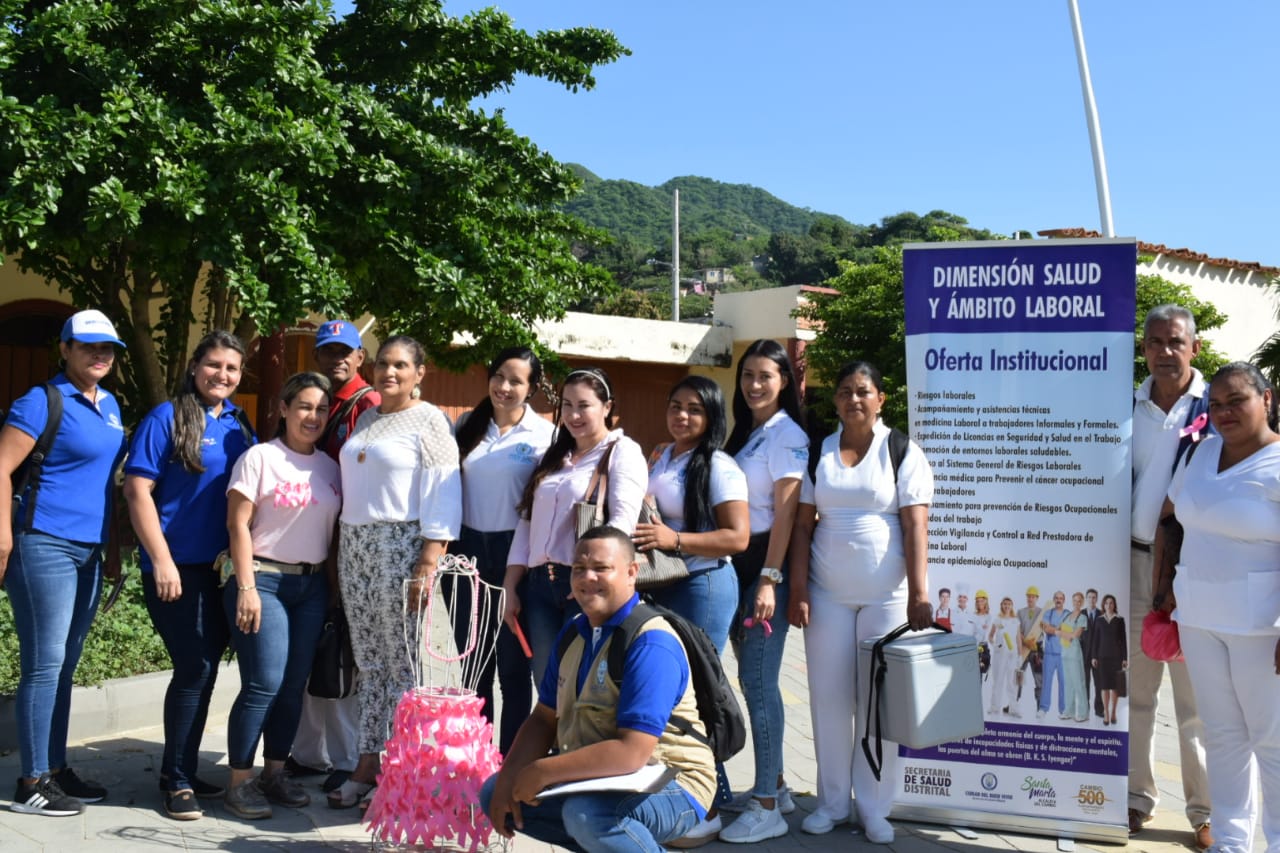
[890,804,1128,845]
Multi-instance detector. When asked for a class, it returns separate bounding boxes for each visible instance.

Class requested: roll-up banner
[897,239,1135,842]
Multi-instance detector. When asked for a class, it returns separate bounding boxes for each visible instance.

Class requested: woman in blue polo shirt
[123,330,254,821]
[0,309,128,818]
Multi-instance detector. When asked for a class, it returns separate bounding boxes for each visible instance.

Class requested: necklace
[356,408,404,463]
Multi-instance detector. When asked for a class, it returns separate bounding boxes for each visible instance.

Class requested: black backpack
[557,600,747,763]
[808,426,910,484]
[5,383,63,531]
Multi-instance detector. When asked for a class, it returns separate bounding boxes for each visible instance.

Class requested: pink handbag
[1141,609,1184,663]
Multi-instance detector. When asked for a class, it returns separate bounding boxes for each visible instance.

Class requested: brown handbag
[573,443,690,589]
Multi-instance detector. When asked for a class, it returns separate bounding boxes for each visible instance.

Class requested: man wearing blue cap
[286,318,379,793]
[312,320,381,462]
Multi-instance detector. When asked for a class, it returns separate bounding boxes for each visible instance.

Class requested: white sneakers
[720,784,796,815]
[668,814,722,848]
[800,809,845,834]
[861,814,895,844]
[720,799,789,844]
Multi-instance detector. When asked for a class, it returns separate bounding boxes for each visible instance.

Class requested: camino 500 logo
[1022,775,1057,808]
[1075,784,1109,816]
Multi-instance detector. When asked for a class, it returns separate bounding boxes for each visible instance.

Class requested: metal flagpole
[1067,0,1115,237]
[671,189,680,321]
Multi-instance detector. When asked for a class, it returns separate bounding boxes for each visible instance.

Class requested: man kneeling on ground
[481,526,716,851]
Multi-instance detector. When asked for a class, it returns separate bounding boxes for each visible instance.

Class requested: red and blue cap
[315,319,362,350]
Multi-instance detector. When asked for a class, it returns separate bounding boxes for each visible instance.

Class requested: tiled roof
[1037,228,1280,278]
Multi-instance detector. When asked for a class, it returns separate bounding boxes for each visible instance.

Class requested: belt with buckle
[254,557,324,575]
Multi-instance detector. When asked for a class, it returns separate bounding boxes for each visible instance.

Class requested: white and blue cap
[61,309,127,348]
[315,319,362,350]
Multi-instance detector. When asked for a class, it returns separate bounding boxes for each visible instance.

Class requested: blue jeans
[648,561,740,805]
[480,773,699,852]
[6,531,103,779]
[223,570,328,769]
[1040,648,1065,714]
[730,577,791,799]
[525,564,581,689]
[647,562,738,655]
[447,526,532,753]
[143,563,229,790]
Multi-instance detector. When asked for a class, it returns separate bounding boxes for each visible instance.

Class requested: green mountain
[563,168,843,247]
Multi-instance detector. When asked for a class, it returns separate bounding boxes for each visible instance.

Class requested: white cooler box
[857,627,985,750]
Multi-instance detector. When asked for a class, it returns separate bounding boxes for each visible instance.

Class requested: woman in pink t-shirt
[221,372,343,820]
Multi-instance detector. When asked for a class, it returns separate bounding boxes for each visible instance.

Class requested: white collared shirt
[648,445,748,573]
[1132,370,1206,542]
[460,405,555,532]
[733,410,808,533]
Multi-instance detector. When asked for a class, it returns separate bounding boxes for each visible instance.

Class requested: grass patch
[0,557,172,696]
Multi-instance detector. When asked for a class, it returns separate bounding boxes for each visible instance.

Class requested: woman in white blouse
[504,367,647,685]
[789,361,934,843]
[634,375,749,652]
[1159,362,1280,853]
[329,336,461,809]
[453,347,554,752]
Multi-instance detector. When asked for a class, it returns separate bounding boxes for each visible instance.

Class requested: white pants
[804,585,902,823]
[1180,625,1280,853]
[290,688,360,773]
[1128,545,1211,824]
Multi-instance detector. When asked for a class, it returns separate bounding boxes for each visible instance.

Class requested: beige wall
[1139,255,1279,362]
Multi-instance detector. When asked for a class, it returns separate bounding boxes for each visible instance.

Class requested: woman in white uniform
[1160,361,1280,853]
[789,361,934,843]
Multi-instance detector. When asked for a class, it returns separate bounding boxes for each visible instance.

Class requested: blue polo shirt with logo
[125,400,254,570]
[7,374,127,544]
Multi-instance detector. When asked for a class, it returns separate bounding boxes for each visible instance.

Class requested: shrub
[0,557,172,695]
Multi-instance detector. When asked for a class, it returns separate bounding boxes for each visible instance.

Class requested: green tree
[796,248,911,428]
[1249,276,1280,385]
[765,231,835,285]
[594,288,665,320]
[1133,272,1228,386]
[798,249,1229,433]
[0,0,627,412]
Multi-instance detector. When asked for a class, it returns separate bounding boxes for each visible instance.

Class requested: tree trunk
[127,267,166,411]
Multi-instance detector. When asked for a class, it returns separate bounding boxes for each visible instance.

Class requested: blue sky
[337,2,1278,266]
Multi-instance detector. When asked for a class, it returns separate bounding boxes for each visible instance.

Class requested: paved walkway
[0,629,1253,852]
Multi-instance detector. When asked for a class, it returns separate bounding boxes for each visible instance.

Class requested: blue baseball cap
[315,319,362,350]
[61,309,127,348]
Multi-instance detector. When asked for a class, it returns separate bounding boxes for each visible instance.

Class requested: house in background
[1040,228,1280,361]
[4,231,1275,449]
[0,258,735,451]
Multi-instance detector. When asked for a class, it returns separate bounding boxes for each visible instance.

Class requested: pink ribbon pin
[1180,412,1208,440]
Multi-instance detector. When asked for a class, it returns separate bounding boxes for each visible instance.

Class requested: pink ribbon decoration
[1180,412,1208,440]
[364,688,503,851]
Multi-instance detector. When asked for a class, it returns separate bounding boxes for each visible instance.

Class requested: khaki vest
[556,619,717,809]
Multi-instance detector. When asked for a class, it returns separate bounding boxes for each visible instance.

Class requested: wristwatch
[759,567,784,584]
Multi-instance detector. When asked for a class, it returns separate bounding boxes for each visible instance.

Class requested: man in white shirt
[1127,304,1211,851]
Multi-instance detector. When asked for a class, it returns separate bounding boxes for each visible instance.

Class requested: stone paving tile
[0,625,1262,851]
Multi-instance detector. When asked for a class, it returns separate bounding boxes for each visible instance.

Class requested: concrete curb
[0,662,242,753]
